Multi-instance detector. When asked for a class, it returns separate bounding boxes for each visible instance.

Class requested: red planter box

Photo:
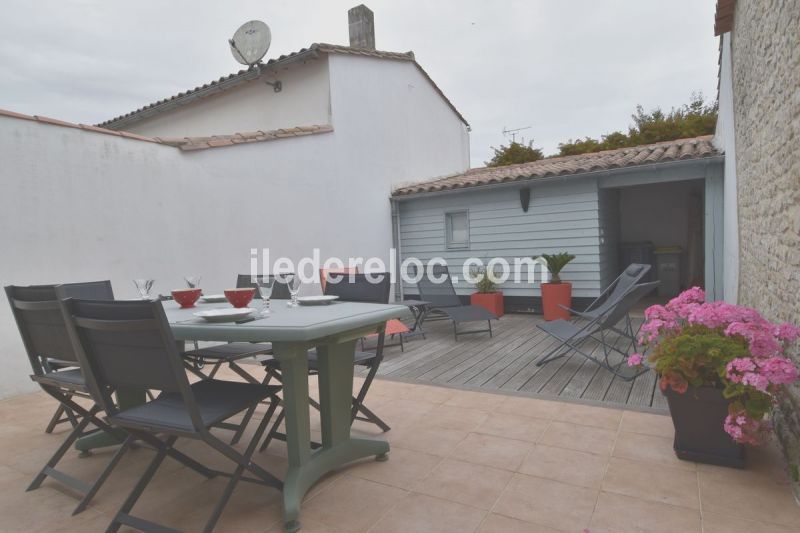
[541,282,571,321]
[471,292,504,317]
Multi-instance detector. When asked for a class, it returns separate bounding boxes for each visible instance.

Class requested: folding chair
[5,281,127,515]
[260,273,392,452]
[60,297,283,533]
[414,265,497,340]
[535,281,660,381]
[562,263,651,320]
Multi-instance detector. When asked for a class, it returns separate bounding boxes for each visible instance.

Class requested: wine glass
[184,276,201,289]
[133,279,155,300]
[254,277,275,316]
[280,273,302,307]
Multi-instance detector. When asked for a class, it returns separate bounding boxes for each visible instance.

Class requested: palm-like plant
[537,252,575,284]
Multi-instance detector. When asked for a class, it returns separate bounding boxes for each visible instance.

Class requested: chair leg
[488,320,493,338]
[107,436,177,533]
[259,409,285,452]
[72,434,134,515]
[203,402,280,532]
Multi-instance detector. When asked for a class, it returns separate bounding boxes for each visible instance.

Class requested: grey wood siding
[397,178,604,298]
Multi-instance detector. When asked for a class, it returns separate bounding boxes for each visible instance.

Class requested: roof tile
[392,135,719,196]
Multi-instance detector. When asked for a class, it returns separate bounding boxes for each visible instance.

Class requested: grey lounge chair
[562,263,651,320]
[535,281,660,381]
[5,281,126,515]
[415,265,497,340]
[60,297,283,533]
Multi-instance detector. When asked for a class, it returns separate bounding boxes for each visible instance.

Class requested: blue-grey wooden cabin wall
[396,177,604,299]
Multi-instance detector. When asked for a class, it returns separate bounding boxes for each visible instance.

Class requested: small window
[446,210,469,249]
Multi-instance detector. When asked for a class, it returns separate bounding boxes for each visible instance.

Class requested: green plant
[470,265,498,293]
[485,140,544,167]
[537,252,575,283]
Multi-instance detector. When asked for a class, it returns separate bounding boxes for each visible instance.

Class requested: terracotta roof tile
[97,43,467,130]
[0,106,331,152]
[392,135,719,197]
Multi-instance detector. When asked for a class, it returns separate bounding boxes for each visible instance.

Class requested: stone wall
[731,0,800,483]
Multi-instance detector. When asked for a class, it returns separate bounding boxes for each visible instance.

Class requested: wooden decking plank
[539,339,605,396]
[462,328,548,386]
[628,369,658,409]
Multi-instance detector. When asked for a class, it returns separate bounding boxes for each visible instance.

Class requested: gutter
[390,198,404,301]
[391,155,725,201]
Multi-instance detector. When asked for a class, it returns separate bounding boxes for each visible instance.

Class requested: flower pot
[471,292,504,317]
[663,385,746,468]
[541,282,571,321]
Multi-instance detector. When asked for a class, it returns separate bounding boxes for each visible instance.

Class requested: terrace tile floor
[1,370,798,532]
[376,313,666,412]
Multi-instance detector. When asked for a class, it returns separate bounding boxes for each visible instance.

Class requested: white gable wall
[124,57,331,138]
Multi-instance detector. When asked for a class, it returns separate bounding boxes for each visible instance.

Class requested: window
[446,210,469,249]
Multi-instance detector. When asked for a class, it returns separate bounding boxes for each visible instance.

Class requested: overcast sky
[0,0,719,166]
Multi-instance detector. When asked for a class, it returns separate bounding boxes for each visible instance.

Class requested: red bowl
[224,288,255,308]
[171,288,202,308]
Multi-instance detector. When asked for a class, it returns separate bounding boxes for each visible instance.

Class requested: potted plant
[469,265,504,317]
[629,287,800,468]
[537,252,575,321]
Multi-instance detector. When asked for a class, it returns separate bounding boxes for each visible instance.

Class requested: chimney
[348,5,375,50]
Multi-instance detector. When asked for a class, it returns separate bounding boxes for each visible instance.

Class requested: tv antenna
[502,126,531,143]
[229,20,281,92]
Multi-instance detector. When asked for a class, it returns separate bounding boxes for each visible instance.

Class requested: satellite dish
[229,20,271,66]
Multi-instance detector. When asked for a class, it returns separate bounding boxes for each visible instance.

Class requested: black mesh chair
[5,282,128,515]
[415,265,498,340]
[260,273,391,452]
[60,297,283,532]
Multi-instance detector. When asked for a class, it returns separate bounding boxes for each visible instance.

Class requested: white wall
[125,58,331,138]
[713,33,739,303]
[0,54,470,398]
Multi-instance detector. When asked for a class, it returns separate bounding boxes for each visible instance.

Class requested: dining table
[164,297,410,532]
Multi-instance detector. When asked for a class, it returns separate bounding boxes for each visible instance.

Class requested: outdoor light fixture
[520,187,531,212]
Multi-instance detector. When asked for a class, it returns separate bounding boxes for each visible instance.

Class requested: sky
[0,0,719,167]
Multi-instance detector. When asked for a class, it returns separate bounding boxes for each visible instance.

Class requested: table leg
[273,339,390,532]
[74,387,144,454]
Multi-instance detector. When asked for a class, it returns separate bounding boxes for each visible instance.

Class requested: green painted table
[164,299,410,532]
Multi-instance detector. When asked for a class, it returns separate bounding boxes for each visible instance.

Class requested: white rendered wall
[124,58,331,137]
[0,55,469,398]
[713,33,739,303]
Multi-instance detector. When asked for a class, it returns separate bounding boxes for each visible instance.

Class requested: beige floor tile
[364,397,438,429]
[602,457,700,509]
[475,412,550,443]
[493,473,598,531]
[612,431,696,471]
[696,438,791,487]
[589,492,701,533]
[413,458,512,510]
[702,511,799,533]
[519,444,609,489]
[388,425,469,457]
[419,404,490,432]
[302,475,408,532]
[367,379,417,399]
[410,384,458,404]
[347,447,442,490]
[539,421,617,456]
[370,492,486,533]
[443,390,507,411]
[451,433,532,471]
[699,471,800,527]
[620,410,675,438]
[477,513,566,533]
[555,403,623,430]
[496,396,564,420]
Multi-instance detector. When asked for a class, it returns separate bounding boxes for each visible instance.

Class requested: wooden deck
[374,312,667,413]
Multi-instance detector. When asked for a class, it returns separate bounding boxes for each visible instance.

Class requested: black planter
[663,385,746,468]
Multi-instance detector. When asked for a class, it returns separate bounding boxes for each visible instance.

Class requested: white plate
[193,307,255,322]
[200,294,227,303]
[297,295,339,306]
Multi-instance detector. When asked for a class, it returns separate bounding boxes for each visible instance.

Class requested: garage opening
[604,179,706,306]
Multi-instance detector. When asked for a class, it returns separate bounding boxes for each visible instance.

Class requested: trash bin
[654,246,682,297]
